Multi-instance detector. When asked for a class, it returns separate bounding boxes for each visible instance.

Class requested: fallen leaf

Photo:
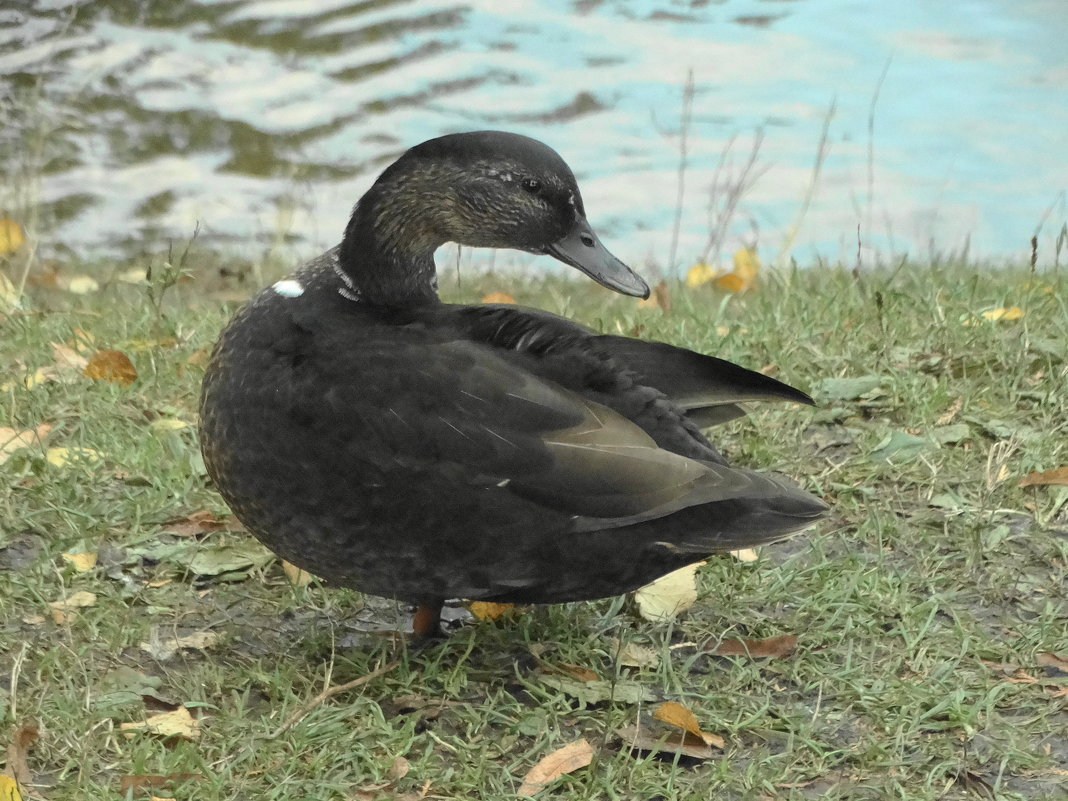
[83,349,137,386]
[935,397,963,425]
[1037,652,1068,673]
[160,510,232,537]
[709,633,797,659]
[45,446,103,467]
[870,431,930,463]
[981,306,1024,322]
[931,423,971,445]
[149,418,190,432]
[49,342,90,378]
[94,666,174,709]
[634,562,701,622]
[63,274,100,294]
[120,706,199,740]
[616,722,718,761]
[0,273,20,312]
[609,639,660,669]
[637,280,671,311]
[714,246,760,292]
[1018,467,1068,488]
[49,590,97,623]
[0,775,22,801]
[4,723,37,785]
[281,559,314,586]
[555,663,599,682]
[118,774,202,794]
[684,262,717,288]
[728,548,759,563]
[61,550,98,572]
[517,738,593,796]
[0,217,25,254]
[354,755,410,794]
[116,267,149,284]
[140,629,220,660]
[481,291,517,304]
[817,375,884,401]
[181,542,274,576]
[539,675,656,705]
[651,701,725,748]
[469,600,515,621]
[0,423,51,465]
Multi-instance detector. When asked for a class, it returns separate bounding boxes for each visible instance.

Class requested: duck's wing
[294,322,818,539]
[589,335,814,427]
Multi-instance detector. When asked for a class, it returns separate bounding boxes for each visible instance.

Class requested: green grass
[1,258,1066,800]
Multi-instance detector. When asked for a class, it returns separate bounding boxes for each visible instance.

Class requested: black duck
[199,131,827,635]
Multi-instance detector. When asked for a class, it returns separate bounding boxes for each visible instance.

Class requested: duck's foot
[411,600,446,640]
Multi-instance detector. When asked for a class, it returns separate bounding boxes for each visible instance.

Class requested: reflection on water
[2,0,1066,267]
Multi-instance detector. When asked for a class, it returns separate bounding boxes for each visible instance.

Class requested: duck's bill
[546,219,650,299]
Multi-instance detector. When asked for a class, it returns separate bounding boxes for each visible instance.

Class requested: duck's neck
[338,168,451,308]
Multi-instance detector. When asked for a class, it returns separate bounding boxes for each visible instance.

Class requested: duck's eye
[521,177,541,194]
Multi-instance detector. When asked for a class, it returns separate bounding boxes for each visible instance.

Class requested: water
[3,0,1067,270]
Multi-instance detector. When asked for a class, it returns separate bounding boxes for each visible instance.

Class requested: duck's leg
[411,600,445,638]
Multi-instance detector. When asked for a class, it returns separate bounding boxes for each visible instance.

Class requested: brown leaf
[481,291,517,304]
[555,663,599,682]
[651,701,725,748]
[354,755,410,794]
[517,738,593,796]
[118,774,202,794]
[1018,467,1068,488]
[0,423,51,465]
[709,634,797,659]
[616,723,718,761]
[1037,652,1068,674]
[637,280,671,311]
[161,510,235,537]
[83,349,137,386]
[468,600,515,621]
[4,723,38,785]
[49,590,97,623]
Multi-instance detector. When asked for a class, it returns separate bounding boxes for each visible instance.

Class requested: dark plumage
[199,131,827,634]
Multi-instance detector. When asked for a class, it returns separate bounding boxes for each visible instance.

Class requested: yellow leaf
[282,559,314,586]
[981,305,1024,322]
[481,291,516,304]
[0,423,51,465]
[149,418,190,432]
[0,272,20,311]
[0,775,22,801]
[49,589,97,623]
[61,551,98,572]
[516,738,593,796]
[684,262,717,288]
[116,267,148,283]
[633,562,702,622]
[652,701,725,748]
[83,349,137,386]
[728,548,759,563]
[0,217,26,255]
[64,274,100,294]
[731,245,760,280]
[714,271,748,292]
[468,600,515,621]
[46,447,103,467]
[120,706,200,741]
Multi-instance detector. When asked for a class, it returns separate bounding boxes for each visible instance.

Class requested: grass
[1,256,1066,800]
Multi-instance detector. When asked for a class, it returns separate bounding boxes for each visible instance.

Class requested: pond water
[3,0,1067,271]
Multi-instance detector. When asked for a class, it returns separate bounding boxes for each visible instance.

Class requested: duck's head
[340,131,650,305]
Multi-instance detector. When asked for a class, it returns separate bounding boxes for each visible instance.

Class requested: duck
[199,130,827,636]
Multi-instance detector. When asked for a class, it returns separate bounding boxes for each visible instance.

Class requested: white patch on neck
[272,279,304,298]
